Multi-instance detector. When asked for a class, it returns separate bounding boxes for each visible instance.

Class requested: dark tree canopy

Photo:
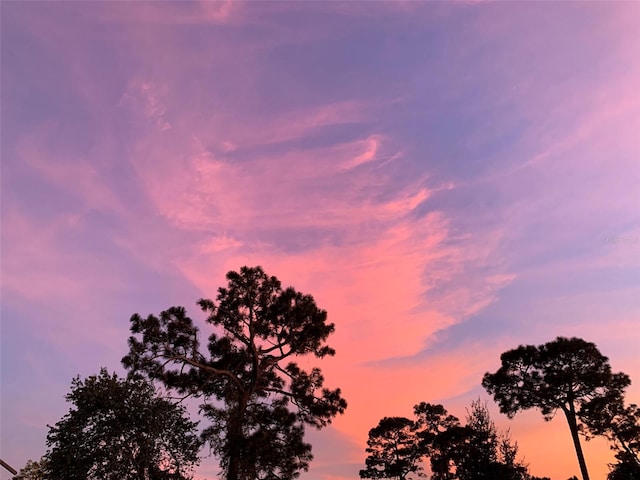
[412,402,462,478]
[359,416,424,480]
[44,369,200,480]
[413,402,460,448]
[482,336,631,480]
[581,397,640,463]
[461,400,532,480]
[581,395,640,477]
[458,399,500,478]
[428,401,532,480]
[606,451,640,480]
[361,401,545,480]
[122,266,347,480]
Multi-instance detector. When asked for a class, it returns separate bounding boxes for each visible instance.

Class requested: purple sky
[1,2,639,479]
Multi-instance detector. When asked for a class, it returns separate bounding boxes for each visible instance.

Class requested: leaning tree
[482,337,631,480]
[122,266,347,480]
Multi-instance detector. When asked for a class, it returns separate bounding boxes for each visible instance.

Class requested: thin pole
[0,458,18,475]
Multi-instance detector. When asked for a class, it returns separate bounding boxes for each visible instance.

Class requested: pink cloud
[119,79,172,131]
[100,1,240,26]
[342,135,381,170]
[125,125,417,233]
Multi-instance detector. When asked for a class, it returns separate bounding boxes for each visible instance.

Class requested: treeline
[360,399,550,480]
[10,266,640,480]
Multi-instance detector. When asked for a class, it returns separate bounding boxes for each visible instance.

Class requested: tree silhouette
[44,369,200,479]
[122,266,346,480]
[580,397,640,465]
[413,402,461,479]
[427,401,534,480]
[606,451,640,480]
[457,399,499,478]
[359,417,424,480]
[13,458,47,480]
[456,400,530,480]
[482,337,631,480]
[361,401,546,480]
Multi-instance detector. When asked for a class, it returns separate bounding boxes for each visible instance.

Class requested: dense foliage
[606,451,640,480]
[44,369,200,480]
[122,266,346,480]
[359,416,424,480]
[579,396,640,478]
[453,400,530,480]
[360,400,548,480]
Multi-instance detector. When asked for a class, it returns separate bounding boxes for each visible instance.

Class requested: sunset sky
[1,2,639,479]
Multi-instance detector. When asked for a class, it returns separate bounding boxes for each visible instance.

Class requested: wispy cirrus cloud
[119,79,172,131]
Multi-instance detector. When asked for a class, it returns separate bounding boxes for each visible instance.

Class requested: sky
[1,1,639,479]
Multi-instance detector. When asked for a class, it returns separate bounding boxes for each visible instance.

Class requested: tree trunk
[563,405,590,480]
[227,411,242,480]
[227,392,250,480]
